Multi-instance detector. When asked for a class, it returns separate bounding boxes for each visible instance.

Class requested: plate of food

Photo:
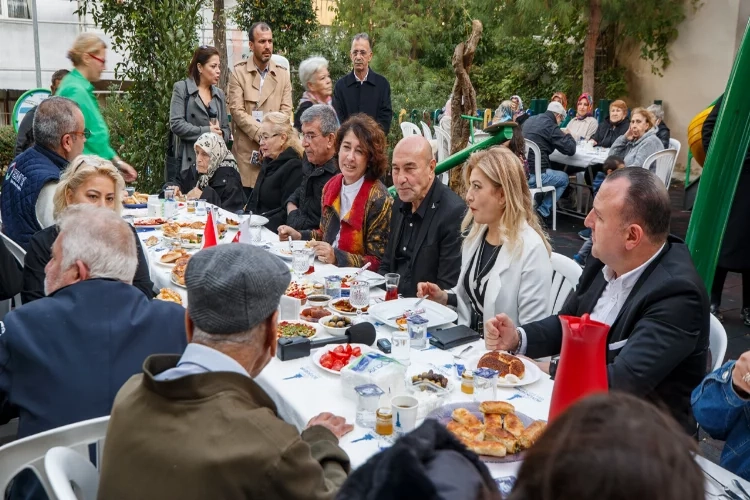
[312,343,371,374]
[367,297,458,330]
[143,235,160,248]
[276,320,319,340]
[123,192,149,207]
[132,217,168,228]
[329,298,369,316]
[269,241,313,261]
[177,220,206,230]
[170,256,189,288]
[155,288,183,305]
[464,351,542,388]
[314,268,386,288]
[155,248,191,267]
[285,280,322,304]
[428,401,547,463]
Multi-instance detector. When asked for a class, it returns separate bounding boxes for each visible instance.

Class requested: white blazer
[452,222,552,327]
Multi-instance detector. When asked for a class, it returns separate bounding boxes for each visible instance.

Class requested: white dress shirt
[517,244,665,355]
[354,69,369,84]
[154,343,249,381]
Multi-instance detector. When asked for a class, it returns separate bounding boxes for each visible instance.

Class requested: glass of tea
[384,273,400,301]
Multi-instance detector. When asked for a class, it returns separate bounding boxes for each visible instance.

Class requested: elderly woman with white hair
[21,155,154,303]
[647,103,671,149]
[294,56,333,131]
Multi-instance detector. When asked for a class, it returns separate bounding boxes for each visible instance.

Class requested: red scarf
[323,174,375,255]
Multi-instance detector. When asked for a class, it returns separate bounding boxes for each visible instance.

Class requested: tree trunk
[582,0,602,97]
[213,0,229,93]
[449,20,483,198]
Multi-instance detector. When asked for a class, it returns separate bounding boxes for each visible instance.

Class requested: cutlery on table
[733,480,750,500]
[703,469,744,500]
[387,296,429,321]
[453,345,473,359]
[351,262,371,280]
[288,236,293,253]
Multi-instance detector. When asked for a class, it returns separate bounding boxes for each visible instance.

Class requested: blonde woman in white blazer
[417,146,553,331]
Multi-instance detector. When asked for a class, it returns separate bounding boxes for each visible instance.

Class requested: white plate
[311,343,373,375]
[329,298,369,316]
[368,298,458,329]
[245,214,269,226]
[464,351,543,387]
[170,275,187,289]
[269,241,313,261]
[132,218,168,229]
[276,320,320,340]
[314,267,386,288]
[407,364,455,392]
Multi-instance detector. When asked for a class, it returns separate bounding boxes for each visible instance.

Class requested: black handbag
[165,80,189,183]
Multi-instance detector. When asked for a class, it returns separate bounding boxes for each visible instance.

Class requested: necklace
[473,237,501,289]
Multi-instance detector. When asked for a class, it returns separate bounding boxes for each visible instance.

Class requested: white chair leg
[551,190,557,231]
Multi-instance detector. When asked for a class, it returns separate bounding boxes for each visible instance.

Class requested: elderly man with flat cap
[380,135,466,297]
[97,244,353,500]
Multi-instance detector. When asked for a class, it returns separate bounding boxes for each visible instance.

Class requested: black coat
[13,106,35,158]
[591,117,629,148]
[333,69,393,134]
[521,111,577,171]
[380,179,466,298]
[22,224,154,304]
[246,147,304,232]
[523,237,709,435]
[167,163,246,213]
[335,419,502,500]
[702,93,750,270]
[286,155,339,231]
[293,100,314,132]
[0,238,22,301]
[656,121,671,149]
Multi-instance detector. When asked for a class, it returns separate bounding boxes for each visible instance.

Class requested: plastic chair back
[0,416,109,498]
[642,149,678,187]
[45,446,100,500]
[400,122,422,138]
[709,314,728,372]
[419,121,433,141]
[549,253,582,315]
[669,138,681,159]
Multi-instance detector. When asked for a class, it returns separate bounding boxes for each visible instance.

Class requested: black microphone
[277,322,377,361]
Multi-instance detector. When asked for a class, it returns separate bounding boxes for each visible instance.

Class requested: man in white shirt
[484,167,709,434]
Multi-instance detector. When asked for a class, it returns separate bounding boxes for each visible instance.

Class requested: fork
[703,469,744,500]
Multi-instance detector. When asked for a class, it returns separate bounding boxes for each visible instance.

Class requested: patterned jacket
[301,173,392,271]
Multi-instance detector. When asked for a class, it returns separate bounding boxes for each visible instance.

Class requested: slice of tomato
[332,361,345,372]
[333,345,345,354]
[320,353,333,365]
[351,347,362,357]
[330,351,348,361]
[321,358,334,369]
[345,344,353,354]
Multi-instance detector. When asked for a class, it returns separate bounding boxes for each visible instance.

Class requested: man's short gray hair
[33,96,80,151]
[57,204,137,284]
[298,56,329,91]
[300,104,340,136]
[352,33,372,50]
[647,104,664,122]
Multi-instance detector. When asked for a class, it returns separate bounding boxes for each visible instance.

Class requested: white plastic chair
[709,314,727,372]
[400,121,422,139]
[45,447,100,500]
[549,253,582,315]
[0,416,109,497]
[433,127,451,185]
[271,54,290,70]
[1,232,25,310]
[525,139,557,230]
[642,149,677,187]
[669,138,681,159]
[420,121,434,141]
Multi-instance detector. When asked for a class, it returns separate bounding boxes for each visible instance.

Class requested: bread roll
[477,351,525,378]
[461,437,507,457]
[485,426,520,453]
[479,401,515,415]
[446,421,485,442]
[451,408,482,427]
[519,421,546,450]
[484,413,503,428]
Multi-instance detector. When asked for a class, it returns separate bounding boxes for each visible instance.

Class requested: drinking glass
[125,186,135,197]
[473,368,498,402]
[384,273,400,301]
[186,200,196,213]
[325,276,342,299]
[349,280,370,320]
[292,249,309,280]
[196,199,207,216]
[249,224,263,245]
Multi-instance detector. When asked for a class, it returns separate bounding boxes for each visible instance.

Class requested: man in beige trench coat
[227,22,293,192]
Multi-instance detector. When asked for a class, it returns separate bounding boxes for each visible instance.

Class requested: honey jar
[461,371,475,395]
[375,407,393,436]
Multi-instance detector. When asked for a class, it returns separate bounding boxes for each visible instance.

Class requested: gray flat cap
[185,244,291,335]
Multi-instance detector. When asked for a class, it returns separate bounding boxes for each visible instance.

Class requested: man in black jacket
[285,104,340,231]
[521,101,576,220]
[332,33,392,134]
[380,136,466,297]
[485,167,709,435]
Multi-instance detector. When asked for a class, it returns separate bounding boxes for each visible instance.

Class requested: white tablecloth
[550,147,609,169]
[131,205,750,496]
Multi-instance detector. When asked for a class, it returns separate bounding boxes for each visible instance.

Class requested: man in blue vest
[1,96,86,250]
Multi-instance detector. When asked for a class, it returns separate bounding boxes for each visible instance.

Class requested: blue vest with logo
[1,145,67,251]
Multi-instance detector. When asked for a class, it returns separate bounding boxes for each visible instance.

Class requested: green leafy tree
[77,0,205,193]
[231,0,318,55]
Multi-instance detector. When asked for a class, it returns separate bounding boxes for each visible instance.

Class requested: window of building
[2,0,32,19]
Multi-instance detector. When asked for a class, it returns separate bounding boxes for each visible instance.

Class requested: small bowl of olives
[319,314,352,336]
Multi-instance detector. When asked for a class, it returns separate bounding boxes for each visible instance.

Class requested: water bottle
[391,329,410,365]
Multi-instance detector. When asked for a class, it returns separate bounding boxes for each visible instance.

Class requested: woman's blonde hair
[261,112,304,156]
[67,33,107,66]
[461,146,551,256]
[631,107,656,129]
[53,155,124,219]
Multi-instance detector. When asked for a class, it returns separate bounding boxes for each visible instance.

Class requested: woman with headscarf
[551,92,570,127]
[563,93,598,141]
[510,95,528,125]
[166,132,245,212]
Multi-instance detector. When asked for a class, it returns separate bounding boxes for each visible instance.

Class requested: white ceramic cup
[391,395,419,435]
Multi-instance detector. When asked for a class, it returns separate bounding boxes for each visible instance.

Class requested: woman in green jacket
[57,33,137,182]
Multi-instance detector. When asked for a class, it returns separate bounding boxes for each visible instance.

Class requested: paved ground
[548,184,745,465]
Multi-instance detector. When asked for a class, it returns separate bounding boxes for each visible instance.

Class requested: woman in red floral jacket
[278,114,392,270]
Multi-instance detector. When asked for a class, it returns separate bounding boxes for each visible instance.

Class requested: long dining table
[126,203,750,498]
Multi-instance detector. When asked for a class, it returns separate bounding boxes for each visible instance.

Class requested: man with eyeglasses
[332,33,392,134]
[14,69,70,157]
[228,22,293,198]
[1,96,87,250]
[280,104,340,233]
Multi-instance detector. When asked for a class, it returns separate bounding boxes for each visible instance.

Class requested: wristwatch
[549,357,560,380]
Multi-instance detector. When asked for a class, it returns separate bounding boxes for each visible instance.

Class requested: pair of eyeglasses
[259,133,280,143]
[302,133,320,142]
[88,53,106,65]
[351,50,369,57]
[67,128,91,139]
